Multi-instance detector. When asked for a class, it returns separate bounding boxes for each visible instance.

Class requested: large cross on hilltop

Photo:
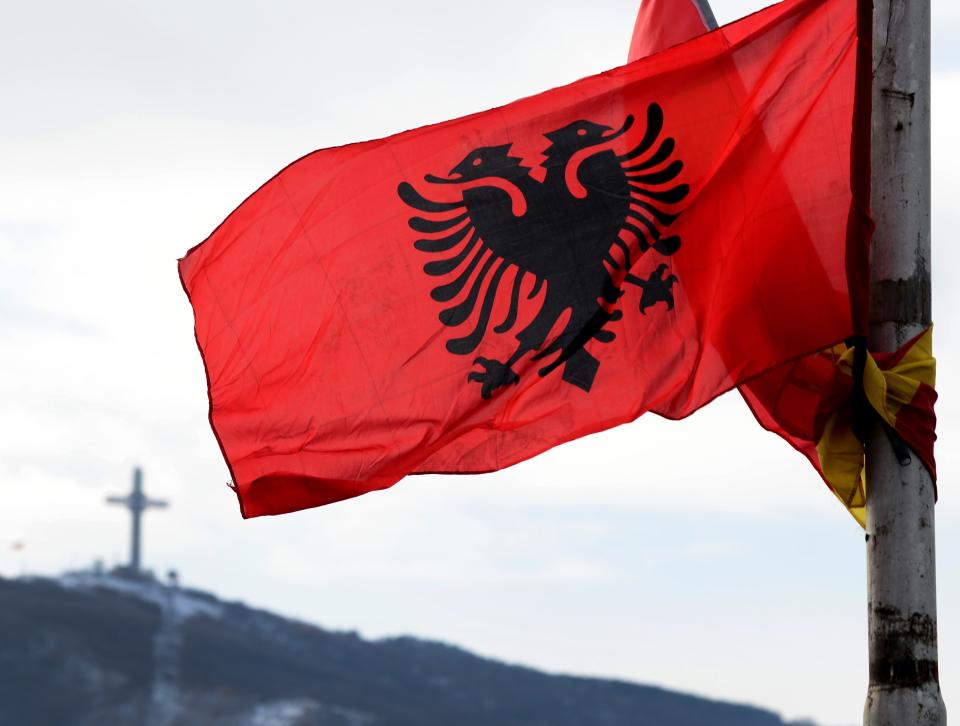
[106,467,168,573]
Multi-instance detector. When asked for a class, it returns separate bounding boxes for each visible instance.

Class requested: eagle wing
[603,103,689,270]
[397,181,542,356]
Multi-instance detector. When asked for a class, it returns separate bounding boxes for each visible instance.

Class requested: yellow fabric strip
[817,327,935,527]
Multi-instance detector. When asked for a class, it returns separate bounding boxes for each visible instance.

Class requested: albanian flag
[181,0,872,518]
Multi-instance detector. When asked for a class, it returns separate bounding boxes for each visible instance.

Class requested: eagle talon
[468,357,520,399]
[625,263,678,314]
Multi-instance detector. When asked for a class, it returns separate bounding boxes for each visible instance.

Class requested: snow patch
[58,571,224,621]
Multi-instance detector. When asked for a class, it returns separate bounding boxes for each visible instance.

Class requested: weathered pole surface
[864,0,945,723]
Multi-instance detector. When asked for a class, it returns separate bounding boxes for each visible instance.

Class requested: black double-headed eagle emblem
[398,103,687,398]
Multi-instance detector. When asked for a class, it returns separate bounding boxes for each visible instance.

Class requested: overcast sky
[1,1,957,724]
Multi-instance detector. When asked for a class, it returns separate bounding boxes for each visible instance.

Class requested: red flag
[628,0,715,62]
[181,0,871,518]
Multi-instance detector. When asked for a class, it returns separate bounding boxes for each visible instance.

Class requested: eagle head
[542,116,635,165]
[426,144,528,184]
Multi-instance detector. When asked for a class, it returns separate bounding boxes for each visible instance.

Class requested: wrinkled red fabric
[628,0,713,62]
[633,0,897,507]
[180,0,871,518]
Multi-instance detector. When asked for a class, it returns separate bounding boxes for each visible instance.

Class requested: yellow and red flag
[630,0,936,525]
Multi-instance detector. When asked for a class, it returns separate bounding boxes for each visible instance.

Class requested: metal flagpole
[864,0,945,723]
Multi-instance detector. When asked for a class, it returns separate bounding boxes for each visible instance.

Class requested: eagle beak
[600,115,635,142]
[424,172,464,184]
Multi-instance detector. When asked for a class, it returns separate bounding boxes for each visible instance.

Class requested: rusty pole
[863,0,945,723]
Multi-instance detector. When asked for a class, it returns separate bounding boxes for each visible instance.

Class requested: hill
[0,574,805,726]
